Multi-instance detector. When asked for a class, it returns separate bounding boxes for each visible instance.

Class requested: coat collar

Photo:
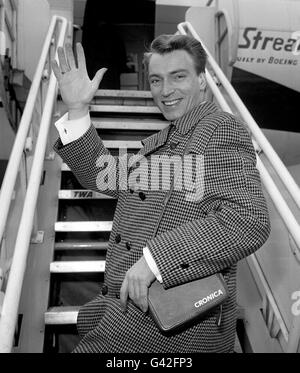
[171,101,218,135]
[140,101,218,156]
[140,123,172,156]
[128,125,171,172]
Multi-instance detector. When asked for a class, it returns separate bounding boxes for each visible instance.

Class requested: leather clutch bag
[148,273,229,333]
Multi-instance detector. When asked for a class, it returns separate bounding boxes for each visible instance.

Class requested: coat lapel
[186,104,221,154]
[129,125,172,171]
[140,125,171,156]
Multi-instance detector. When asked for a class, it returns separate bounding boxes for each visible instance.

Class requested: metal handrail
[178,22,300,210]
[0,15,68,353]
[0,16,66,251]
[178,21,300,353]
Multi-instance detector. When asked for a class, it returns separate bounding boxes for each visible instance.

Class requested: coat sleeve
[145,117,271,289]
[53,124,127,199]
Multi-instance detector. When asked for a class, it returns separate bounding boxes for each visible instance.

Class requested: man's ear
[198,73,207,91]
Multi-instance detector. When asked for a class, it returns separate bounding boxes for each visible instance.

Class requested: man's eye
[175,74,186,80]
[150,79,160,85]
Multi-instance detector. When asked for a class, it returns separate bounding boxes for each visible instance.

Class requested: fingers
[57,47,70,73]
[91,68,107,91]
[120,274,149,313]
[120,258,154,314]
[137,281,149,312]
[130,280,148,312]
[54,44,76,76]
[65,43,77,69]
[76,42,87,73]
[128,280,136,303]
[52,43,81,82]
[51,60,62,81]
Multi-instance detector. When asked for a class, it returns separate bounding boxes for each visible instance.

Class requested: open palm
[52,43,107,112]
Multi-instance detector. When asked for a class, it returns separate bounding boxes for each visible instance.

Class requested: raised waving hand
[52,43,107,119]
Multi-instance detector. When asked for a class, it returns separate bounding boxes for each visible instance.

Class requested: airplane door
[186,1,239,82]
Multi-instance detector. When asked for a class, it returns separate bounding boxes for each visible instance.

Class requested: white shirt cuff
[54,112,91,145]
[143,247,163,283]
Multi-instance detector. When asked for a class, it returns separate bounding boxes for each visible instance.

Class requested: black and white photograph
[0,0,299,359]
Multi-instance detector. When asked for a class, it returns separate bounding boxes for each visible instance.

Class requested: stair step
[89,90,155,106]
[45,306,79,325]
[92,117,168,131]
[59,189,115,199]
[94,89,153,99]
[55,221,113,232]
[55,241,109,251]
[50,260,106,273]
[89,105,161,114]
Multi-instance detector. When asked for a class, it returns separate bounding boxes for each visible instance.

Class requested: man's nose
[161,80,175,97]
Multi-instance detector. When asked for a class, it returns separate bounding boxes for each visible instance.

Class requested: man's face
[148,50,204,121]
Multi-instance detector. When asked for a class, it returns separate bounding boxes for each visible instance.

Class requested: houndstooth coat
[54,101,271,353]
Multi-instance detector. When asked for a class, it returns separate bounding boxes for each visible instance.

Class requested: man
[52,34,270,353]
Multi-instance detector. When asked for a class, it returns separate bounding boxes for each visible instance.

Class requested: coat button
[139,191,146,201]
[115,293,120,299]
[170,141,178,150]
[180,263,189,269]
[115,234,121,244]
[125,242,132,251]
[101,285,108,295]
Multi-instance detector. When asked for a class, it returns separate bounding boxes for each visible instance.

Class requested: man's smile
[161,98,182,107]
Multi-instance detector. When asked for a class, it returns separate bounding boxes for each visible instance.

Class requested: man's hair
[143,34,207,76]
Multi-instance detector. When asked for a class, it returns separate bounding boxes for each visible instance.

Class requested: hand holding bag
[148,274,228,333]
